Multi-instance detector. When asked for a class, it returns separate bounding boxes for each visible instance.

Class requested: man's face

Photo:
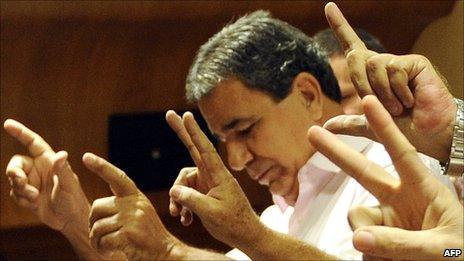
[198,79,317,202]
[329,55,363,115]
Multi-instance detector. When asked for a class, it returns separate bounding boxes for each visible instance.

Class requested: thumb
[169,185,214,218]
[353,226,433,260]
[82,152,138,197]
[50,151,68,200]
[348,205,382,231]
[323,114,376,141]
[51,151,68,175]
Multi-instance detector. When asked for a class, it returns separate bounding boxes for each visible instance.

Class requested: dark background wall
[0,1,458,259]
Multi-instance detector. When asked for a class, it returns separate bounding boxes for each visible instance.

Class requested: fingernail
[322,117,337,129]
[354,231,375,251]
[85,153,95,164]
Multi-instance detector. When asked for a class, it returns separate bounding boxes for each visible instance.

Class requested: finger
[366,54,404,115]
[308,126,398,202]
[6,155,33,181]
[180,206,193,226]
[170,167,197,217]
[353,227,435,260]
[170,185,216,218]
[10,189,38,210]
[346,50,379,98]
[324,2,367,55]
[386,56,416,109]
[348,205,383,231]
[388,70,414,109]
[50,151,69,201]
[90,214,122,254]
[166,111,204,169]
[183,112,229,183]
[323,115,376,141]
[89,196,118,227]
[82,153,137,197]
[169,197,181,217]
[3,119,54,157]
[10,183,39,202]
[361,95,430,184]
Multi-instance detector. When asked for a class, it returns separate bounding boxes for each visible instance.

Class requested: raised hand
[83,153,177,260]
[165,111,210,226]
[167,111,262,249]
[308,95,463,260]
[323,2,457,163]
[3,119,90,232]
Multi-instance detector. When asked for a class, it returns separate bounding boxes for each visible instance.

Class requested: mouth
[257,166,274,185]
[248,165,272,182]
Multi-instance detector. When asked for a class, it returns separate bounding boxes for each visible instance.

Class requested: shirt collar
[272,135,373,212]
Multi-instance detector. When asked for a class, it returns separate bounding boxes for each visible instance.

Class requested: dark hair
[186,10,341,103]
[313,28,387,56]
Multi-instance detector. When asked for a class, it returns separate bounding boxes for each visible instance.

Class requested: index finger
[183,112,230,184]
[82,153,138,197]
[165,110,203,169]
[4,119,54,157]
[361,95,430,184]
[324,2,367,55]
[308,126,398,202]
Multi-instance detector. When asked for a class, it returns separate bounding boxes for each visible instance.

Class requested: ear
[292,72,323,122]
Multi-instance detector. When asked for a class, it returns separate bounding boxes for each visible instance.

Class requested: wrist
[60,202,91,238]
[161,236,190,259]
[233,219,270,256]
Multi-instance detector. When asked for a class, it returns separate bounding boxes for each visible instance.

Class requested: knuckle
[414,54,429,64]
[393,147,418,165]
[366,57,380,72]
[346,49,362,61]
[133,208,145,220]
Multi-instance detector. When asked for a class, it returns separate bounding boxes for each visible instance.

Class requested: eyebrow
[221,117,255,133]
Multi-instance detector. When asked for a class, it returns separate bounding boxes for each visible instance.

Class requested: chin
[268,178,292,197]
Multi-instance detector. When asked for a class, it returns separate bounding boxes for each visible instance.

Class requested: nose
[225,139,253,171]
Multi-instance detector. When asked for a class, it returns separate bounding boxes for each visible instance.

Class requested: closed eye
[237,122,256,138]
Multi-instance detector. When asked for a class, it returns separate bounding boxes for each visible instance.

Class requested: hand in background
[308,95,463,260]
[323,2,457,163]
[84,153,178,260]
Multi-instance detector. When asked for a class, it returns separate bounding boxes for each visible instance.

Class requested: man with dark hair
[163,10,447,259]
[314,28,386,114]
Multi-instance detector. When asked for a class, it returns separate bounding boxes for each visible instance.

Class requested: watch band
[442,98,464,176]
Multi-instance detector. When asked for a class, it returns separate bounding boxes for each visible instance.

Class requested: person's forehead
[198,80,274,132]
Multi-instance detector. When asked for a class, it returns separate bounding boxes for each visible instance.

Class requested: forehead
[198,80,275,132]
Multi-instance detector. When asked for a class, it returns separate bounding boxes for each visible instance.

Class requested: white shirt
[226,135,454,260]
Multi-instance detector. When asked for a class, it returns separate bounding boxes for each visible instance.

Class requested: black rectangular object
[108,110,215,192]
